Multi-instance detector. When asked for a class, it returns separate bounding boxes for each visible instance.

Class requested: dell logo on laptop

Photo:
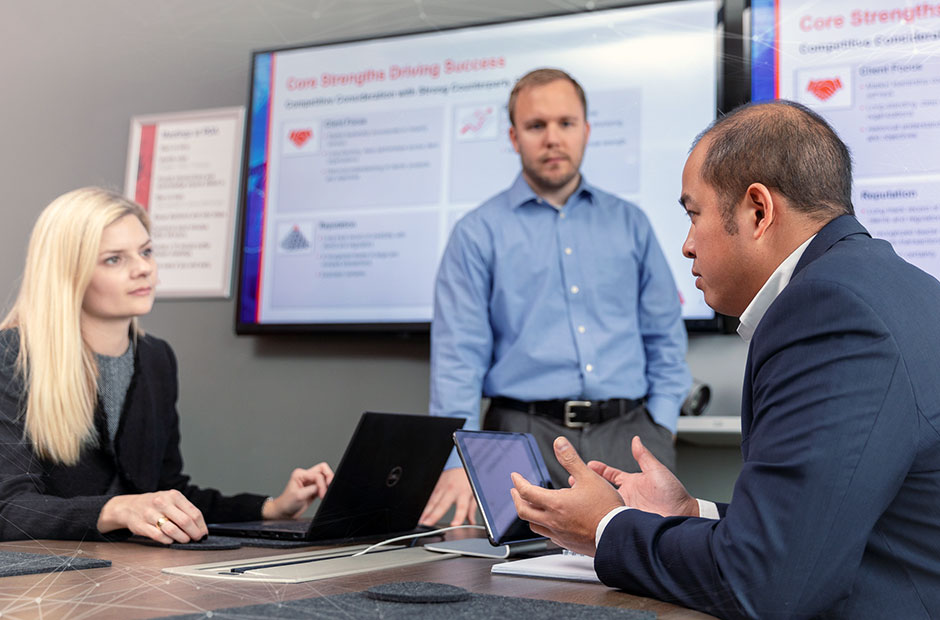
[386,466,403,487]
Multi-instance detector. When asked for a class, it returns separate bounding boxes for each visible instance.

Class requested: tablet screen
[454,430,552,545]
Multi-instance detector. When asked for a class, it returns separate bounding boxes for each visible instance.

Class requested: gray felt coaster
[130,535,243,550]
[158,585,656,619]
[236,537,317,549]
[0,551,110,578]
[131,535,319,550]
[365,581,471,603]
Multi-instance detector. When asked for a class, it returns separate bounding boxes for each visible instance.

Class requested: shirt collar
[508,173,596,210]
[737,234,816,343]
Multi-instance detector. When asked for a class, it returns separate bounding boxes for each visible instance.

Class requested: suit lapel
[741,348,754,457]
[740,214,869,452]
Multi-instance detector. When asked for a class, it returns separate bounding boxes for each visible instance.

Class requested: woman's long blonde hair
[0,187,150,465]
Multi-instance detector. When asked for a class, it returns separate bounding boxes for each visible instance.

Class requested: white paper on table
[491,552,601,583]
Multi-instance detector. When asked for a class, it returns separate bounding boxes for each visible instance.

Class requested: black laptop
[208,412,464,543]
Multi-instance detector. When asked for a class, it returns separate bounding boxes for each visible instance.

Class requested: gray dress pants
[483,402,676,489]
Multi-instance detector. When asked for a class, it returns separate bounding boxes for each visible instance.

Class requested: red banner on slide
[134,124,157,209]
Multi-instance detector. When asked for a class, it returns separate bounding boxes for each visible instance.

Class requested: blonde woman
[0,187,333,543]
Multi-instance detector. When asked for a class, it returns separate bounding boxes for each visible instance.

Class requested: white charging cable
[350,524,486,557]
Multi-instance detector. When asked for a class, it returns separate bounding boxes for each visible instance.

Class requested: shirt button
[570,285,579,294]
[559,212,566,219]
[564,247,572,255]
[578,325,586,334]
[585,364,594,373]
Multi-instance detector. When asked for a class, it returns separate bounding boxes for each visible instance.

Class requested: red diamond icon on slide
[289,129,313,148]
[807,78,842,102]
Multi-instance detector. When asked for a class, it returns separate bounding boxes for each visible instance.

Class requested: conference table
[0,538,717,619]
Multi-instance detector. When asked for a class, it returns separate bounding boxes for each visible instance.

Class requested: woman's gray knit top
[94,341,135,442]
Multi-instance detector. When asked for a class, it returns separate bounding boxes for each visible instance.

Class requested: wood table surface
[0,538,718,619]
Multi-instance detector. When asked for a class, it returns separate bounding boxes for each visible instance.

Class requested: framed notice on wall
[124,106,244,298]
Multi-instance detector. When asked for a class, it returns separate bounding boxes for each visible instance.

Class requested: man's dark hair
[508,68,587,127]
[694,100,854,233]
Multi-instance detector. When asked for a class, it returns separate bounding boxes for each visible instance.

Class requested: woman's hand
[97,490,207,543]
[262,462,334,520]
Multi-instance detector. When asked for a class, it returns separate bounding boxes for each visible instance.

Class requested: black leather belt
[490,397,645,429]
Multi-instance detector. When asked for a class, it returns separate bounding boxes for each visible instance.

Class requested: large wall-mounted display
[751,0,940,283]
[235,0,722,333]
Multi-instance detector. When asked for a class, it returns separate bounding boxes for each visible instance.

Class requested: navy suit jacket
[594,216,940,618]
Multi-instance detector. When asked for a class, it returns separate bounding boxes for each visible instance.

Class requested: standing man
[511,100,940,618]
[420,68,691,527]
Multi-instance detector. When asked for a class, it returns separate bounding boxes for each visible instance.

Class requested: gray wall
[0,0,746,505]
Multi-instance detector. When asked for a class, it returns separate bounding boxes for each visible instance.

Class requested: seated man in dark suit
[510,100,940,619]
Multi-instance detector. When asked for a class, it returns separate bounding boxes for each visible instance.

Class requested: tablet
[454,430,553,546]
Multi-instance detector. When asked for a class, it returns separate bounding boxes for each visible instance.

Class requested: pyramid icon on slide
[280,225,310,251]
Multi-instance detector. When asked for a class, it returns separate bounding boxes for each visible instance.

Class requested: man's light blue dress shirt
[431,174,691,469]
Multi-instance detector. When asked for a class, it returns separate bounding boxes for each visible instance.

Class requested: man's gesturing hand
[511,436,623,556]
[587,436,699,518]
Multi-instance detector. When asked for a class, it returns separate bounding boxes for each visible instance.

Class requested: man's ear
[509,124,520,154]
[742,183,775,240]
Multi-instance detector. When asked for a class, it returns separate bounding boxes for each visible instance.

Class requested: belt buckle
[563,400,592,428]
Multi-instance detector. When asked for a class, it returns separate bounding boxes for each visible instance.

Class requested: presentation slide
[239,0,719,328]
[752,0,940,280]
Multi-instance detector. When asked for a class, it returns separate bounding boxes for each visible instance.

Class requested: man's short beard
[524,167,579,194]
